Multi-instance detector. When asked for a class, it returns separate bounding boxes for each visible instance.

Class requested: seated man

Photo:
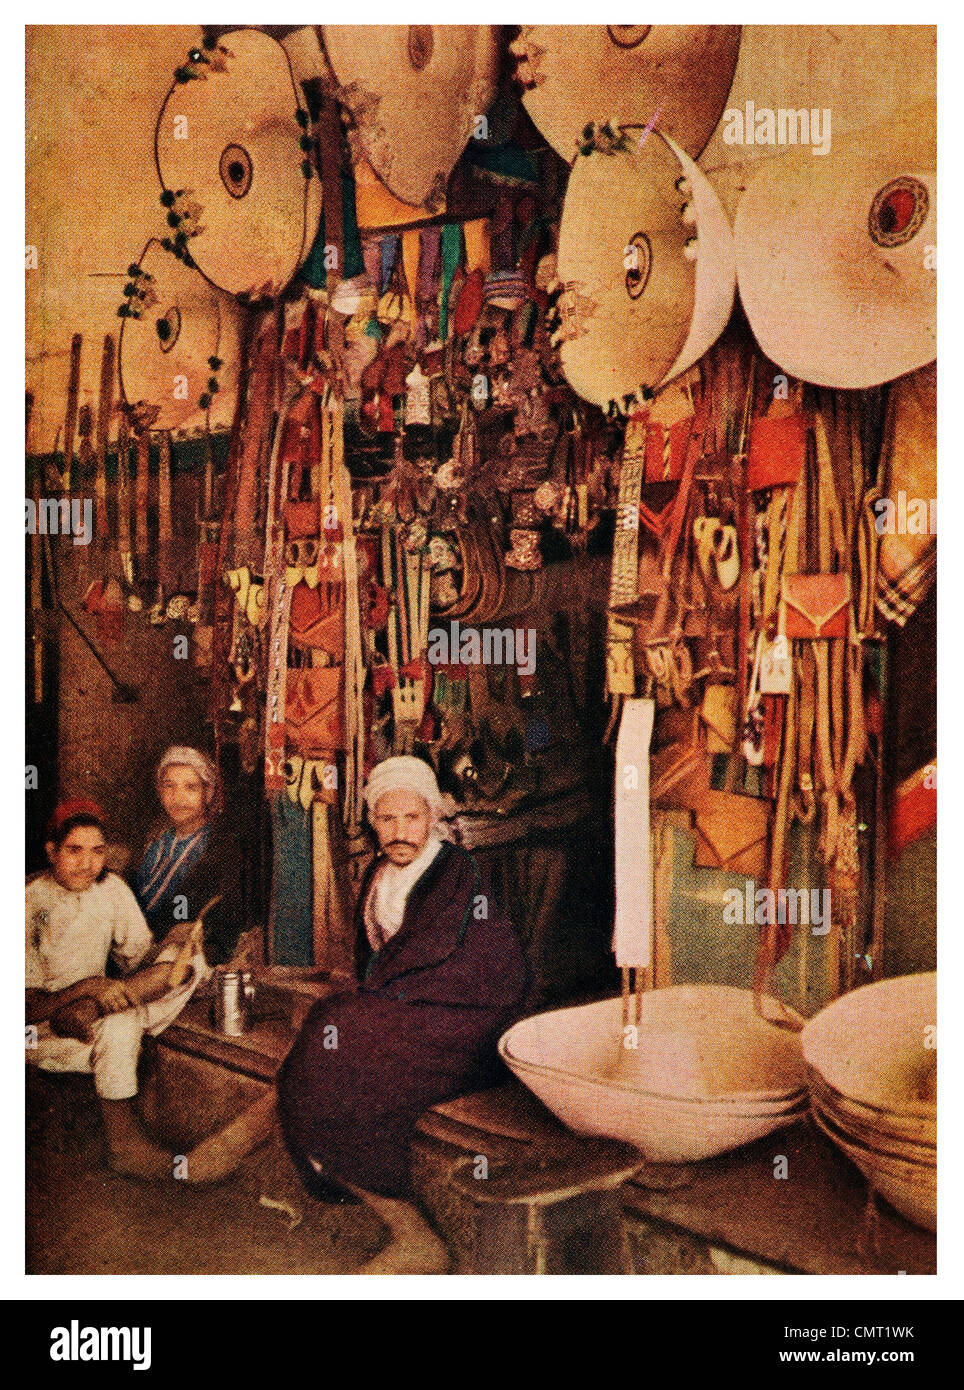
[25,798,208,1180]
[186,756,530,1273]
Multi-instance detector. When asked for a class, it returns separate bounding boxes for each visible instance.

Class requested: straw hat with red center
[733,102,936,389]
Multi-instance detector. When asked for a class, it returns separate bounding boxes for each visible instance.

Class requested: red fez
[45,797,106,841]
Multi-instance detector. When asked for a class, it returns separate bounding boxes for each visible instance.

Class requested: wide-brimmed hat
[733,102,935,388]
[511,25,741,163]
[155,28,323,299]
[118,239,242,431]
[700,25,935,218]
[320,25,499,211]
[555,129,735,410]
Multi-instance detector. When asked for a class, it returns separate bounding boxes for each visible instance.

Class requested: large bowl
[811,1105,936,1233]
[498,987,808,1163]
[802,972,936,1117]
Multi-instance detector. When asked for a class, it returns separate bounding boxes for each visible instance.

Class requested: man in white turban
[184,755,529,1273]
[275,754,530,1273]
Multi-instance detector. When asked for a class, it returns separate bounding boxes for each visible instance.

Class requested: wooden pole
[94,334,115,551]
[61,333,82,493]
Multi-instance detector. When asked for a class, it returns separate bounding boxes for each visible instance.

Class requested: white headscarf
[363,755,443,817]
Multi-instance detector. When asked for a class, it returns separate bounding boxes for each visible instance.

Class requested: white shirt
[25,871,153,993]
[364,837,443,951]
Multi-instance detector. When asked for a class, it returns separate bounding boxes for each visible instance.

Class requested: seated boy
[25,798,208,1179]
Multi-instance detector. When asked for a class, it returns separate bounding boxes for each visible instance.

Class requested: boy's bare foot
[100,1098,174,1182]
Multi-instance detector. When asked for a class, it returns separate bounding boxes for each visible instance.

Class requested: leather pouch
[693,789,770,878]
[285,665,345,754]
[747,411,808,492]
[289,585,345,656]
[699,683,737,754]
[780,573,851,639]
[651,741,710,811]
[285,500,320,539]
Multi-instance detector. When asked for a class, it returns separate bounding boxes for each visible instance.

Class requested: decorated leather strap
[115,410,133,587]
[94,333,114,554]
[332,404,366,836]
[605,416,646,699]
[135,427,150,570]
[263,386,299,792]
[157,430,174,593]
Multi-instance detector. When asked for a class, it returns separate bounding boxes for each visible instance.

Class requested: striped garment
[133,824,211,919]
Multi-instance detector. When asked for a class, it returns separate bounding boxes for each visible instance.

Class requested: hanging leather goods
[383,526,430,748]
[134,427,150,572]
[333,406,366,835]
[94,333,115,555]
[746,398,808,492]
[233,316,280,569]
[157,430,175,595]
[693,788,769,878]
[740,632,765,767]
[61,332,82,494]
[779,573,851,639]
[263,382,302,792]
[759,633,792,695]
[700,681,738,756]
[614,697,656,1012]
[732,354,757,771]
[639,383,713,701]
[115,410,134,588]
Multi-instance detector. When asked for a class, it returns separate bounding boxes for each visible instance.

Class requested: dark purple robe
[276,841,530,1198]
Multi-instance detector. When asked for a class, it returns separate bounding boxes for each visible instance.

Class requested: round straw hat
[511,25,741,164]
[555,130,735,410]
[155,28,323,300]
[320,25,499,212]
[118,239,242,431]
[699,25,936,219]
[733,102,935,388]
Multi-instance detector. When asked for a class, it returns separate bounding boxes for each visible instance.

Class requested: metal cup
[212,968,255,1036]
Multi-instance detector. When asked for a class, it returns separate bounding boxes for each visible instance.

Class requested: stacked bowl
[498,984,809,1163]
[802,972,936,1232]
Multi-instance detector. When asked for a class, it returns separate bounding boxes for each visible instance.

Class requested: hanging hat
[320,25,499,211]
[554,129,735,411]
[700,26,935,218]
[733,102,935,388]
[510,26,741,164]
[118,239,242,431]
[155,28,323,299]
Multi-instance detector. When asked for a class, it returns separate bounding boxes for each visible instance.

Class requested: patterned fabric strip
[875,542,936,626]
